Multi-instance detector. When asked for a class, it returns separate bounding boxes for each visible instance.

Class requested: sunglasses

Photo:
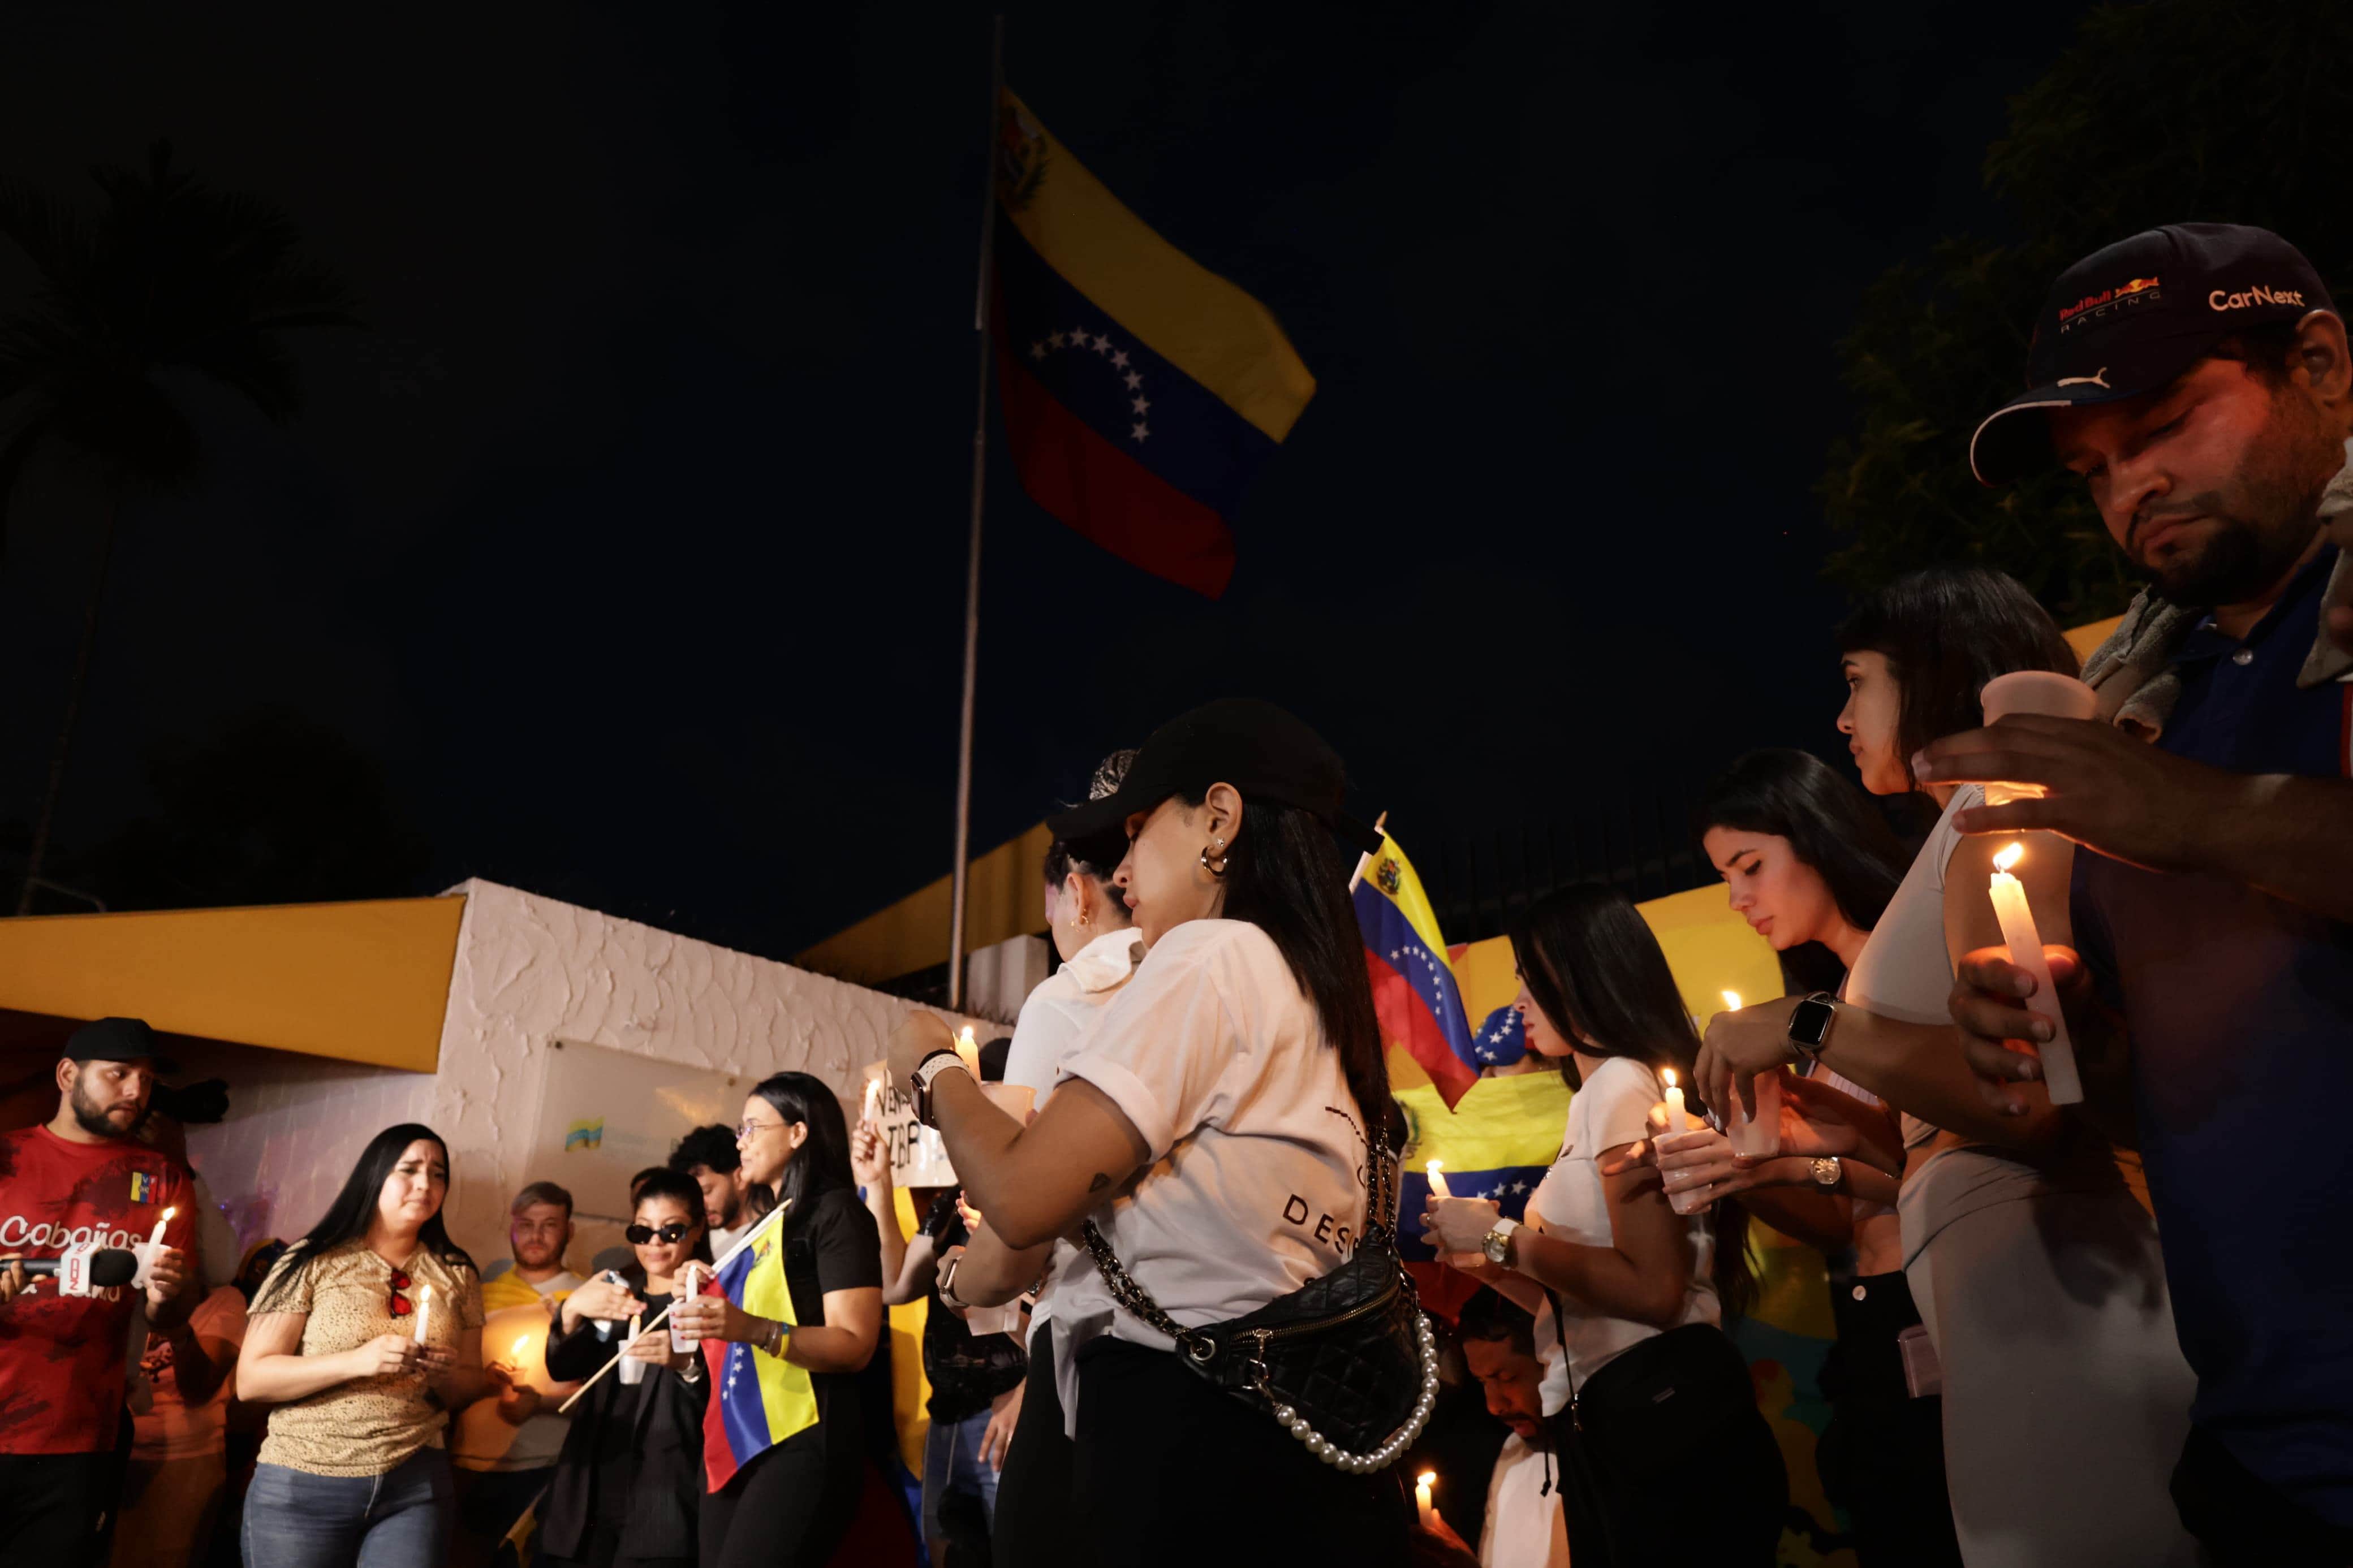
[624,1221,694,1245]
[387,1265,413,1319]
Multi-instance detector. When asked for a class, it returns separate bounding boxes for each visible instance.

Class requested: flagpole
[947,12,1005,1012]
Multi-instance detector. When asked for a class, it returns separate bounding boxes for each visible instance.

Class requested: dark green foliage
[1822,0,2353,620]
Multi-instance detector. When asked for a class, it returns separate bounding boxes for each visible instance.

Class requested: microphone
[19,1249,140,1288]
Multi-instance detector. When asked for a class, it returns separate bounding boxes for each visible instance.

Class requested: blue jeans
[242,1448,453,1568]
[920,1406,1001,1544]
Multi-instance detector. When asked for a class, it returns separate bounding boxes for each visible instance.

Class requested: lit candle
[413,1282,433,1344]
[1660,1068,1690,1133]
[148,1206,175,1249]
[1721,990,1742,1013]
[1415,1470,1437,1528]
[953,1025,981,1076]
[862,1074,884,1124]
[1986,843,2083,1104]
[1424,1159,1450,1199]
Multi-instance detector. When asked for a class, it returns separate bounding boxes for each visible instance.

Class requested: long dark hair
[1836,567,2079,791]
[274,1123,474,1279]
[1509,885,1755,1319]
[1697,749,1910,994]
[743,1070,855,1233]
[1191,790,1393,1151]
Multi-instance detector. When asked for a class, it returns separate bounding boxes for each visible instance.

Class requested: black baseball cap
[1048,699,1382,855]
[67,1017,176,1073]
[1971,222,2336,486]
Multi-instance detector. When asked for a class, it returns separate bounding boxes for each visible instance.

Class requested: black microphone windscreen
[88,1249,140,1288]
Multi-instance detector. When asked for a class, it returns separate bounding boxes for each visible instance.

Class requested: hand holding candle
[618,1313,648,1385]
[1986,843,2083,1104]
[132,1205,178,1289]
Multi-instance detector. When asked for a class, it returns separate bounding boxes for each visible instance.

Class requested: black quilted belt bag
[1079,1146,1440,1472]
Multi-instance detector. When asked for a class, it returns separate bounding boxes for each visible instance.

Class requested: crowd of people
[2,219,2349,1566]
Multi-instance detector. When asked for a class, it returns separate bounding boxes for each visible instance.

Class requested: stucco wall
[428,879,973,1257]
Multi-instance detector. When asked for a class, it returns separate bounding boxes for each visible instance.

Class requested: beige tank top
[1843,787,1981,1150]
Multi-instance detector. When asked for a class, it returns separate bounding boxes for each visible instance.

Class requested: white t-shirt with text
[1051,920,1371,1428]
[1528,1054,1718,1413]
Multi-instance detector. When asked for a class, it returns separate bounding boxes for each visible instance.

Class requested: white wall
[182,880,973,1270]
[427,879,972,1260]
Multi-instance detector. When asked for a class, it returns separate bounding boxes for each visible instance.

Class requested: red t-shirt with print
[0,1125,195,1454]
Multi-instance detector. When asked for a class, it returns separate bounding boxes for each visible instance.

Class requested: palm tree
[0,141,356,913]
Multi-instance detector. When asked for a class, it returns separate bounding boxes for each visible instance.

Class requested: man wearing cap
[1922,223,2353,1560]
[1,1017,199,1565]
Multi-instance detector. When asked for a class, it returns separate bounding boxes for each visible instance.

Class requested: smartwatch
[1786,992,1838,1065]
[1481,1217,1520,1268]
[908,1049,971,1129]
[1809,1156,1842,1193]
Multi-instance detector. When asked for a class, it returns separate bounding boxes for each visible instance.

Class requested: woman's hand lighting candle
[1424,1159,1450,1199]
[1987,842,2083,1105]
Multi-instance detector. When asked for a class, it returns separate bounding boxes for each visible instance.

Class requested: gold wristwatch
[1481,1217,1520,1267]
[1809,1156,1842,1191]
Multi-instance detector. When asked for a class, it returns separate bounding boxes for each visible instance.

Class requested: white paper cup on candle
[1980,671,2098,805]
[618,1314,647,1385]
[1727,1069,1783,1159]
[1654,1127,1722,1215]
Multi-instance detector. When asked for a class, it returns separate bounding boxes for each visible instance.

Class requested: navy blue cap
[1972,223,2335,485]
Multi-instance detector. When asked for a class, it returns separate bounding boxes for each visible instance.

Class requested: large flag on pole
[1353,833,1480,1109]
[990,90,1316,598]
[700,1215,819,1489]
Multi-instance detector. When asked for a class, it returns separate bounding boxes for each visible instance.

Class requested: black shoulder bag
[1080,1139,1438,1472]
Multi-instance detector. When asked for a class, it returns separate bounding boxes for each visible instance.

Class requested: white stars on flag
[1027,322,1154,444]
[1131,422,1150,442]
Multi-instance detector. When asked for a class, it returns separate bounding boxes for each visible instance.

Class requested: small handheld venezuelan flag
[1353,833,1479,1109]
[990,90,1316,599]
[700,1215,818,1489]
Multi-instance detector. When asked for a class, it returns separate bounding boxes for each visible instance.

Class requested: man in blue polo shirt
[1923,223,2353,1563]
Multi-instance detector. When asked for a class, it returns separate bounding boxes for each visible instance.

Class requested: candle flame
[1721,990,1742,1012]
[1661,1068,1678,1087]
[161,1206,176,1222]
[1417,1470,1437,1487]
[512,1336,528,1357]
[1424,1159,1443,1178]
[1994,841,2024,873]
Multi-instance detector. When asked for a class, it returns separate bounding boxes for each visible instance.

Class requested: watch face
[1790,998,1835,1048]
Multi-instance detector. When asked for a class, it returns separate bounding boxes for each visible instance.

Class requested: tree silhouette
[1820,0,2353,621]
[0,141,356,912]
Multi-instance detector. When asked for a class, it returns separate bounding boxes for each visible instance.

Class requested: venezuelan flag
[992,90,1315,599]
[1354,833,1479,1108]
[1395,1072,1571,1318]
[700,1221,819,1491]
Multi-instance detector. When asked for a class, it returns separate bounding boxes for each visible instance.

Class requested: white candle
[148,1206,174,1248]
[953,1026,981,1077]
[1660,1068,1690,1133]
[619,1313,647,1385]
[1415,1470,1437,1528]
[1988,843,2083,1105]
[1424,1159,1450,1199]
[862,1074,884,1124]
[413,1282,433,1344]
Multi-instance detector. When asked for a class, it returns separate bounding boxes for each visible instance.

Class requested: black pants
[992,1325,1078,1567]
[2172,1423,2353,1565]
[1551,1324,1787,1568]
[697,1414,861,1568]
[0,1448,126,1567]
[1069,1335,1412,1567]
[1816,1272,1963,1567]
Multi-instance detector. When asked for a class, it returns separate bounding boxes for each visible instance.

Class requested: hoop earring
[1199,838,1229,878]
[1076,908,1092,927]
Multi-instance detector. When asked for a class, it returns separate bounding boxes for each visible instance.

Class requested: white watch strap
[1490,1217,1520,1241]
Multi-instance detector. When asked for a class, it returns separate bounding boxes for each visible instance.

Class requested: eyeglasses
[736,1119,783,1141]
[387,1265,413,1320]
[624,1221,693,1245]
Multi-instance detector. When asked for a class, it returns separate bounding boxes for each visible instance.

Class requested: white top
[1002,925,1144,1109]
[1481,1433,1570,1568]
[1529,1054,1719,1411]
[1001,924,1145,1379]
[1050,920,1370,1431]
[1845,785,1980,1148]
[130,1285,246,1462]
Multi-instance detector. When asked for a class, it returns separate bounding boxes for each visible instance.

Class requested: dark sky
[0,0,2091,959]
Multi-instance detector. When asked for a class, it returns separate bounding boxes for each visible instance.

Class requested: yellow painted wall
[0,897,466,1071]
[2065,614,2123,666]
[1386,882,1782,1091]
[794,823,1056,984]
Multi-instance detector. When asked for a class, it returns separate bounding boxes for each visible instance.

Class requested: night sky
[0,1,2092,960]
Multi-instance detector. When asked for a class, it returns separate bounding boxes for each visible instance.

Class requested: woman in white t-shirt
[1425,883,1785,1565]
[888,699,1412,1566]
[1695,568,2197,1567]
[962,750,1146,1566]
